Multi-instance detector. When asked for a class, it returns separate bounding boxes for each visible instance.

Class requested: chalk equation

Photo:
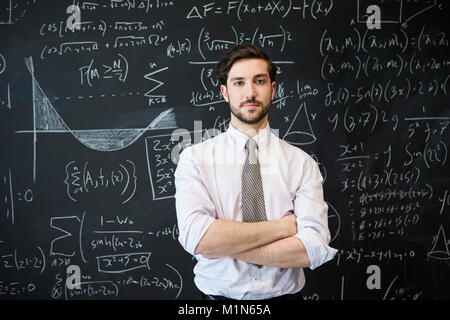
[65,160,137,204]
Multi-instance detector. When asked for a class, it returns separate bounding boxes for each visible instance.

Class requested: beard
[229,98,270,125]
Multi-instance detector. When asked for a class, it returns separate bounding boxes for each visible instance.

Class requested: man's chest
[199,162,297,221]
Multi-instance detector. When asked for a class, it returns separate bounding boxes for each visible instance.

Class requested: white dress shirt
[174,123,337,299]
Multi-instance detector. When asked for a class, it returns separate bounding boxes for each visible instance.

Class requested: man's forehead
[227,58,269,78]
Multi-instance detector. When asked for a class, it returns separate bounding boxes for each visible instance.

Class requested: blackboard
[0,0,448,300]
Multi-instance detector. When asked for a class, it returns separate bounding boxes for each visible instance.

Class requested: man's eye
[234,81,243,86]
[255,79,265,84]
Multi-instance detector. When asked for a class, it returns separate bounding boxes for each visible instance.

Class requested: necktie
[241,138,267,268]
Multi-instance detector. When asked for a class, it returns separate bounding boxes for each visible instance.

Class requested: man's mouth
[241,101,261,108]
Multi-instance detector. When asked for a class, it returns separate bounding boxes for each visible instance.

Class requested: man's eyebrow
[228,74,269,81]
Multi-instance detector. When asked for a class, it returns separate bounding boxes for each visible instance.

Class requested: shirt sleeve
[293,156,338,270]
[174,147,217,256]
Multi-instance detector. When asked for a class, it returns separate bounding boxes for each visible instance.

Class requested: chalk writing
[1,0,448,300]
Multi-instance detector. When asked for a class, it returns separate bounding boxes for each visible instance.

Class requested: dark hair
[215,45,276,86]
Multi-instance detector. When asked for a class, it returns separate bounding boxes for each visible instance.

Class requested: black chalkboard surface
[0,0,448,300]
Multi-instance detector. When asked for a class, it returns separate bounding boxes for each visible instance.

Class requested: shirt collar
[226,122,272,151]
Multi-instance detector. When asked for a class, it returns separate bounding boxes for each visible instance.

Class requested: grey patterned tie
[242,138,267,268]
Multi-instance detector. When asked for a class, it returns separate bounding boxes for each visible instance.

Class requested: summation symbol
[144,66,168,106]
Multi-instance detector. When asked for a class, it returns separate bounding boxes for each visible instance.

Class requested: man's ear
[271,81,276,100]
[221,84,229,102]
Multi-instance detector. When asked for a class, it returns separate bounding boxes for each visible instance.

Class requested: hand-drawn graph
[357,0,440,27]
[17,57,177,181]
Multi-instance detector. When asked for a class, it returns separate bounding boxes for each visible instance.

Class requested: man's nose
[244,83,256,100]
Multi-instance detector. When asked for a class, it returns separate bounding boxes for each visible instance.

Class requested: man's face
[221,58,276,126]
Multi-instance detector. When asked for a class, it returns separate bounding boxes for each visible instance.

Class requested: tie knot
[245,138,258,164]
[245,138,258,151]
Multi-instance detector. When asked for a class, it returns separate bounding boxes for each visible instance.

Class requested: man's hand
[229,214,310,268]
[279,213,297,238]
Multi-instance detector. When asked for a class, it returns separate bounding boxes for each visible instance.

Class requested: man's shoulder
[178,130,227,160]
[275,134,318,166]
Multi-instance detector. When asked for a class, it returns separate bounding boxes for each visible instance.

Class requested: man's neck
[230,117,268,138]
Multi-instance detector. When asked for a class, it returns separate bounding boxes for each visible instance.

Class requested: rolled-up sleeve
[174,147,216,256]
[293,157,338,270]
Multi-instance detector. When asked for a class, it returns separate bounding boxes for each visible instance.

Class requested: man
[174,45,337,300]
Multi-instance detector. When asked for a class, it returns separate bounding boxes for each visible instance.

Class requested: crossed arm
[175,148,326,269]
[194,214,311,268]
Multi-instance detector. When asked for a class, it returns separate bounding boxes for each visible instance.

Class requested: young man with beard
[174,45,337,300]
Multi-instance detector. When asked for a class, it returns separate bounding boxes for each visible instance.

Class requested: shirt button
[254,277,258,281]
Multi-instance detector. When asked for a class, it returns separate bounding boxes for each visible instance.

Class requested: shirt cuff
[294,229,338,270]
[178,212,216,256]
